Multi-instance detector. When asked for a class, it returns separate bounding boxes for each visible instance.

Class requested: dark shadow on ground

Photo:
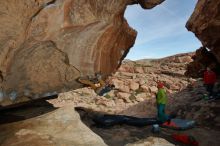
[76,81,220,146]
[0,95,58,125]
[75,107,188,146]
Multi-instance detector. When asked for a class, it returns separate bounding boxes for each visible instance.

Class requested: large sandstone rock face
[0,0,164,106]
[125,137,174,146]
[0,107,107,146]
[186,0,220,77]
[185,47,218,77]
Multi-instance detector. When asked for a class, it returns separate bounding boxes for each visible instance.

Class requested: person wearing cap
[156,82,169,123]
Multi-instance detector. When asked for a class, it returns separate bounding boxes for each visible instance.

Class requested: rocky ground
[0,53,220,146]
[49,53,195,116]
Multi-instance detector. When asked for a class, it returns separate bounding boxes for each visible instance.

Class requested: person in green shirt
[156,82,169,123]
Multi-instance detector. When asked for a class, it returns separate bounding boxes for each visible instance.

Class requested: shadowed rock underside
[0,0,164,106]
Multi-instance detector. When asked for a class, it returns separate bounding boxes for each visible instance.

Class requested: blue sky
[125,0,201,60]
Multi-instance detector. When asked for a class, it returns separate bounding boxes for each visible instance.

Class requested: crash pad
[172,133,199,146]
[93,114,161,127]
[162,118,195,130]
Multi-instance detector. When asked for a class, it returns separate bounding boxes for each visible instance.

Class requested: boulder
[116,92,131,103]
[162,79,173,89]
[170,84,180,91]
[134,67,144,74]
[120,72,135,78]
[125,136,174,146]
[114,98,126,108]
[140,85,149,92]
[174,56,193,63]
[119,85,130,93]
[96,98,115,107]
[111,79,124,89]
[0,0,164,106]
[143,67,149,73]
[139,79,147,85]
[149,86,158,93]
[135,0,165,9]
[186,0,220,76]
[0,107,107,146]
[185,47,218,77]
[129,81,140,91]
[111,78,130,93]
[135,93,146,102]
[118,64,134,73]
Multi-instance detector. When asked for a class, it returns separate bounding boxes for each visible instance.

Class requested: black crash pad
[93,114,161,127]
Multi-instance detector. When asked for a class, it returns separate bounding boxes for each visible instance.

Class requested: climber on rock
[77,73,115,96]
[203,67,217,99]
[156,82,169,123]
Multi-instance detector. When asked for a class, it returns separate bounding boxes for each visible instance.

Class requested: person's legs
[162,104,169,121]
[157,104,164,122]
[207,84,214,97]
[157,104,169,123]
[157,104,160,119]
